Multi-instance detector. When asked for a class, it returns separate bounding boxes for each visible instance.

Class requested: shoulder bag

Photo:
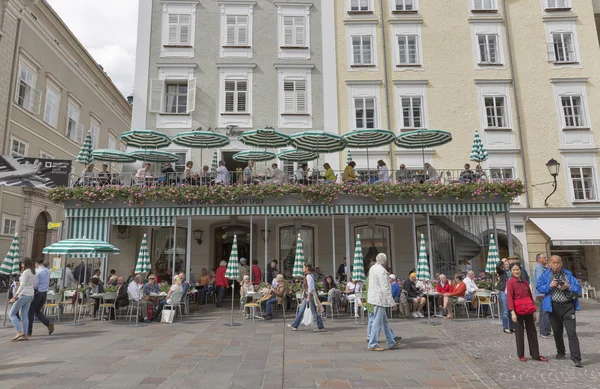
[513,297,536,315]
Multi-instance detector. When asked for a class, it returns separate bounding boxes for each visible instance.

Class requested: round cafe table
[426,291,440,317]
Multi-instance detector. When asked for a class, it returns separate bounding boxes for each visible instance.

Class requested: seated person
[240,275,255,319]
[199,269,216,304]
[475,165,486,181]
[296,163,309,185]
[423,163,439,182]
[98,164,111,186]
[200,165,212,185]
[184,161,198,185]
[144,274,160,305]
[262,274,286,320]
[154,275,183,321]
[404,272,426,318]
[88,278,104,317]
[396,164,410,183]
[114,277,129,311]
[106,269,118,286]
[343,161,357,182]
[374,160,390,184]
[128,275,151,323]
[459,163,474,182]
[344,277,361,318]
[323,163,336,183]
[463,270,483,302]
[390,274,400,303]
[161,162,176,185]
[444,274,467,319]
[243,160,256,185]
[435,274,452,316]
[198,268,210,287]
[264,163,288,184]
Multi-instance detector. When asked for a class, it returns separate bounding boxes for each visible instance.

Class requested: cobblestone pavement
[0,299,598,389]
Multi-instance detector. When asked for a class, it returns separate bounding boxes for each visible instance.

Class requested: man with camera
[536,255,583,368]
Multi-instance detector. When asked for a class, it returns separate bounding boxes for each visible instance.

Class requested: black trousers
[216,286,226,307]
[28,292,51,335]
[550,301,581,360]
[514,313,540,359]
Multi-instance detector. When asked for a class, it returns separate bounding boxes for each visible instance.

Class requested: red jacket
[450,281,466,297]
[436,281,452,294]
[215,266,229,287]
[252,265,262,285]
[506,276,533,312]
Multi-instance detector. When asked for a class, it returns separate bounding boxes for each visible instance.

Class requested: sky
[46,0,139,97]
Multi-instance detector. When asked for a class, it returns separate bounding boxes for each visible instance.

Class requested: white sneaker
[411,312,419,318]
[417,311,425,318]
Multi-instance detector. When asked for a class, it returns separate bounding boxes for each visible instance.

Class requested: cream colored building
[0,0,131,260]
[334,0,600,288]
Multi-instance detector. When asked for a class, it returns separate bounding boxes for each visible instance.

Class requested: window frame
[397,34,419,66]
[108,134,117,151]
[477,34,500,65]
[66,100,84,144]
[559,94,587,129]
[484,95,509,129]
[353,97,377,129]
[278,225,316,276]
[471,0,497,12]
[351,35,374,66]
[392,0,418,13]
[220,2,254,59]
[282,79,308,115]
[150,77,197,115]
[90,117,101,150]
[223,79,248,114]
[160,2,196,58]
[15,60,41,115]
[545,21,580,69]
[569,166,597,202]
[39,150,54,160]
[489,167,514,181]
[166,14,192,46]
[224,14,249,47]
[10,136,28,158]
[1,214,19,236]
[544,0,572,11]
[277,4,311,60]
[400,96,424,129]
[43,83,60,128]
[548,32,577,64]
[348,0,373,13]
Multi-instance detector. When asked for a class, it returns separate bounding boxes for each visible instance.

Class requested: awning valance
[68,217,109,257]
[530,218,600,246]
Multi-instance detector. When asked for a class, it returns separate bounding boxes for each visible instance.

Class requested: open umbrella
[224,235,241,326]
[119,130,171,149]
[416,234,431,281]
[172,131,230,166]
[469,130,489,163]
[277,149,318,163]
[485,234,500,274]
[239,128,291,148]
[1,234,20,327]
[395,129,452,165]
[342,129,396,173]
[232,150,277,163]
[128,150,179,163]
[92,149,136,163]
[75,131,94,165]
[292,234,305,278]
[290,131,346,153]
[135,234,151,273]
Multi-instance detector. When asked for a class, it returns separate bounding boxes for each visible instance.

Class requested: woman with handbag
[287,263,324,331]
[507,263,548,362]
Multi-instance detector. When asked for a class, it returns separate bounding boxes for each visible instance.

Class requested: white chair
[164,292,184,321]
[475,291,493,319]
[451,297,470,319]
[126,291,139,323]
[582,286,597,299]
[61,290,76,314]
[243,292,263,322]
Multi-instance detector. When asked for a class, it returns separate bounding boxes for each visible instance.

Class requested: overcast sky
[47,0,139,97]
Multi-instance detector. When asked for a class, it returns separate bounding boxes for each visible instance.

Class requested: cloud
[46,0,138,96]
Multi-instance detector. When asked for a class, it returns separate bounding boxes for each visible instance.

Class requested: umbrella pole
[225,279,241,326]
[2,289,10,327]
[425,213,439,326]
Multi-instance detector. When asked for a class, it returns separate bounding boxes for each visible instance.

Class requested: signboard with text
[0,156,71,189]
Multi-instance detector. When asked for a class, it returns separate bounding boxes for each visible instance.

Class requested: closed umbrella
[469,129,489,163]
[224,235,241,326]
[1,234,20,327]
[128,150,179,163]
[232,150,276,162]
[485,234,500,274]
[277,149,318,162]
[352,234,366,324]
[292,234,305,278]
[347,150,353,165]
[416,234,431,281]
[171,131,230,166]
[211,151,218,173]
[342,129,396,173]
[135,234,151,274]
[75,131,94,165]
[395,129,453,165]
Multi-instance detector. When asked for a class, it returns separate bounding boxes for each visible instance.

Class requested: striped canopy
[347,150,353,164]
[416,234,430,281]
[0,234,20,275]
[485,234,500,274]
[277,149,318,162]
[225,235,240,280]
[469,130,489,163]
[351,234,365,283]
[341,129,396,149]
[172,131,230,149]
[128,150,179,163]
[232,150,277,162]
[42,238,120,256]
[75,132,94,165]
[290,131,347,153]
[239,128,291,148]
[92,149,136,163]
[211,151,218,172]
[395,129,453,149]
[292,234,305,278]
[135,234,151,273]
[120,130,171,149]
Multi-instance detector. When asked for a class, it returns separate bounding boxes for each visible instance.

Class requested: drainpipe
[379,0,394,173]
[501,0,530,208]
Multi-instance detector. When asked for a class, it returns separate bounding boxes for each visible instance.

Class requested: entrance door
[222,151,246,185]
[215,226,251,270]
[31,213,48,260]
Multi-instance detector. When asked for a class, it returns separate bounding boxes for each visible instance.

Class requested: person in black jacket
[496,258,515,334]
[161,162,177,185]
[404,272,426,318]
[111,277,129,319]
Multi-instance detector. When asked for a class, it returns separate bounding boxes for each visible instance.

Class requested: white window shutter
[168,15,178,44]
[179,15,190,44]
[295,17,305,46]
[186,78,197,113]
[226,16,236,45]
[149,79,164,113]
[546,42,556,62]
[30,88,42,114]
[76,123,84,144]
[283,81,295,113]
[283,17,293,46]
[238,16,248,45]
[296,81,307,113]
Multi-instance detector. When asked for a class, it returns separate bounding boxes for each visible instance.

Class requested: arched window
[279,225,314,278]
[353,224,391,270]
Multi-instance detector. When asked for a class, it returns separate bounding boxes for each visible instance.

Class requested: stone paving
[0,298,598,389]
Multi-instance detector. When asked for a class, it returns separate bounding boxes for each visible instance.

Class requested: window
[218,65,254,127]
[279,226,314,278]
[174,152,187,172]
[225,15,248,46]
[546,0,571,10]
[149,78,197,114]
[549,32,576,63]
[66,102,84,143]
[350,0,371,12]
[166,83,188,114]
[478,34,500,64]
[472,0,496,11]
[108,135,116,150]
[283,80,307,114]
[40,151,54,159]
[90,119,100,149]
[489,167,513,181]
[484,96,507,128]
[354,97,376,129]
[167,14,191,46]
[43,85,60,127]
[277,5,311,60]
[283,16,305,47]
[2,216,18,236]
[11,137,27,158]
[15,61,41,114]
[354,225,391,268]
[393,0,416,12]
[561,95,585,128]
[352,35,373,65]
[397,35,418,65]
[224,80,247,113]
[401,97,423,128]
[570,167,596,201]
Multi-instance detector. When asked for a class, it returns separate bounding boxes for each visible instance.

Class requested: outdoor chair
[98,292,117,321]
[164,291,184,322]
[44,292,60,322]
[61,290,76,314]
[274,292,287,319]
[127,291,140,323]
[475,291,493,319]
[451,297,470,319]
[321,299,338,320]
[243,291,263,322]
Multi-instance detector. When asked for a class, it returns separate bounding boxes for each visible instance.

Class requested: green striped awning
[92,149,136,163]
[342,129,396,149]
[395,129,453,149]
[68,216,109,258]
[112,216,174,226]
[232,150,277,162]
[277,149,318,162]
[128,150,179,163]
[120,130,171,148]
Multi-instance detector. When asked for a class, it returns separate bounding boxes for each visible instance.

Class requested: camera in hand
[553,273,564,286]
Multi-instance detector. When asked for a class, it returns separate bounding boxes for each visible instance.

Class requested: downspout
[379,0,394,173]
[501,0,530,208]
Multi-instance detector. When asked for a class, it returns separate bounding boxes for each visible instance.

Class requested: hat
[389,274,396,280]
[409,272,416,278]
[240,257,247,263]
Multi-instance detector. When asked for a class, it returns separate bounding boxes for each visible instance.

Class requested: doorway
[215,225,251,270]
[222,151,246,185]
[31,212,49,260]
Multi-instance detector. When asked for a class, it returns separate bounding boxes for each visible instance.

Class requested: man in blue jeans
[532,253,552,338]
[367,254,401,351]
[27,258,55,336]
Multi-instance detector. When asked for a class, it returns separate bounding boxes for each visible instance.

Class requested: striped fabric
[277,149,318,162]
[112,216,173,226]
[224,235,240,280]
[69,217,109,258]
[172,131,230,148]
[341,129,396,148]
[351,234,365,283]
[42,238,120,256]
[92,149,136,163]
[0,234,20,275]
[292,234,305,278]
[238,128,291,148]
[75,132,94,165]
[211,151,218,172]
[347,150,352,164]
[469,130,489,163]
[232,150,277,162]
[395,129,453,149]
[290,131,347,153]
[120,130,171,148]
[135,234,151,273]
[416,234,430,281]
[128,150,179,163]
[485,234,500,274]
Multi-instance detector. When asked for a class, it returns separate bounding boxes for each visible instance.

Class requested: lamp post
[544,158,560,206]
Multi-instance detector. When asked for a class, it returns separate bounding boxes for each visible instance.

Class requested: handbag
[514,297,536,315]
[301,302,314,326]
[161,309,175,323]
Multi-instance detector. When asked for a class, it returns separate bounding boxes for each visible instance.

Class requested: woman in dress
[374,160,390,184]
[8,257,35,341]
[323,163,336,183]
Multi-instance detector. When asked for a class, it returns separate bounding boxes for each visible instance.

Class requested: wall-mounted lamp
[261,229,270,242]
[193,229,204,245]
[544,158,561,206]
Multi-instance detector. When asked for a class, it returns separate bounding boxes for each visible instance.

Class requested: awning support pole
[505,212,514,256]
[332,214,336,278]
[264,215,268,283]
[412,213,417,270]
[426,213,434,277]
[186,216,192,282]
[172,217,177,280]
[250,214,253,285]
[492,212,499,256]
[344,214,350,279]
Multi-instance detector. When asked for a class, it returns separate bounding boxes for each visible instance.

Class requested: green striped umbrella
[232,150,277,162]
[225,235,240,280]
[211,151,218,172]
[92,149,136,163]
[42,238,120,256]
[341,129,396,149]
[75,131,94,165]
[347,150,353,164]
[290,131,347,153]
[135,234,151,273]
[469,129,489,163]
[416,234,430,281]
[395,129,452,165]
[351,234,365,283]
[128,150,179,163]
[292,234,305,278]
[172,131,230,167]
[277,149,318,162]
[485,234,500,274]
[120,130,171,149]
[239,128,291,148]
[0,234,20,275]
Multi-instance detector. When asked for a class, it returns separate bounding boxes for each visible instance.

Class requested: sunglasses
[149,278,156,280]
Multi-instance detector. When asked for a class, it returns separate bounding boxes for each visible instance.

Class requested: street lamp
[193,229,204,245]
[544,158,560,206]
[261,229,270,242]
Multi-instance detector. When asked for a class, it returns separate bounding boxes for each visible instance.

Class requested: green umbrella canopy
[232,150,277,162]
[75,132,94,165]
[341,129,396,149]
[290,131,347,153]
[238,128,291,148]
[211,151,218,172]
[394,129,452,149]
[42,238,120,256]
[92,149,136,163]
[171,131,230,148]
[485,235,500,274]
[135,234,151,273]
[225,235,240,280]
[0,234,20,275]
[469,130,489,163]
[277,149,319,162]
[120,130,171,149]
[292,234,305,278]
[128,150,179,163]
[416,234,431,281]
[351,234,366,283]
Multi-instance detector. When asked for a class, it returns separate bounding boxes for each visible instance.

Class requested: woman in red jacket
[435,274,452,317]
[215,260,229,308]
[507,263,548,362]
[443,274,466,319]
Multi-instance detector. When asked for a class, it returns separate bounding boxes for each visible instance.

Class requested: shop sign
[47,222,62,230]
[194,125,274,138]
[554,240,600,246]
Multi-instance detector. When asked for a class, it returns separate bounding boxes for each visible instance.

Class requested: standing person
[288,263,325,332]
[215,260,229,308]
[243,160,255,184]
[532,253,552,338]
[336,257,350,283]
[267,260,279,285]
[536,255,583,368]
[215,160,229,185]
[366,254,401,351]
[238,258,249,280]
[251,260,262,285]
[507,263,548,363]
[9,258,36,341]
[496,258,515,334]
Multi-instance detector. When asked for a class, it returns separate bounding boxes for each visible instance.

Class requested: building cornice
[542,15,578,22]
[550,77,589,84]
[559,147,599,153]
[345,80,383,85]
[344,19,379,25]
[393,80,428,85]
[474,79,512,85]
[274,2,313,8]
[512,208,600,217]
[468,17,503,23]
[274,64,315,69]
[156,63,198,69]
[216,63,257,69]
[388,18,423,24]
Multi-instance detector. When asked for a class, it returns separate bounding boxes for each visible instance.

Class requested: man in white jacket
[367,253,401,351]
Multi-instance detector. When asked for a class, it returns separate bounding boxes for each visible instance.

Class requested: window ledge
[478,62,504,67]
[222,45,251,49]
[401,128,426,132]
[572,200,600,204]
[545,7,572,12]
[552,61,579,65]
[563,127,590,131]
[471,9,498,13]
[280,46,309,50]
[348,10,374,15]
[351,64,376,68]
[484,127,513,132]
[158,112,190,116]
[221,112,250,116]
[163,45,193,48]
[396,64,422,68]
[281,113,310,116]
[391,10,419,14]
